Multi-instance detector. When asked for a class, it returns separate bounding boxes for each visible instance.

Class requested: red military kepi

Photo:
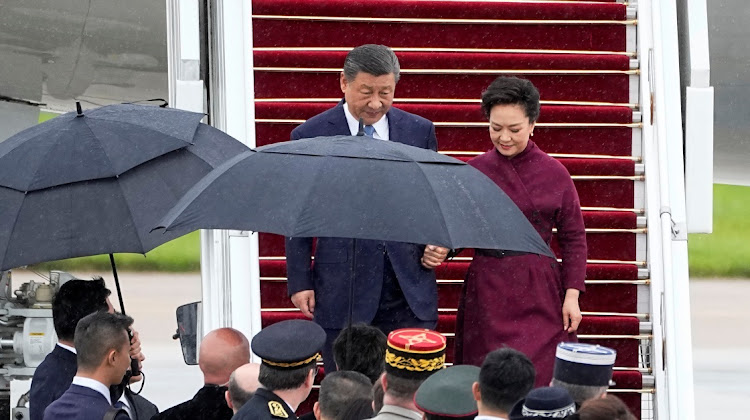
[455,140,588,387]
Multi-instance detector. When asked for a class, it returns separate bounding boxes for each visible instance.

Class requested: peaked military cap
[414,365,480,416]
[509,386,576,419]
[553,342,617,386]
[252,319,325,369]
[385,328,446,379]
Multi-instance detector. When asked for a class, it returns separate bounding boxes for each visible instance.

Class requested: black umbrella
[0,103,205,191]
[156,135,553,257]
[156,134,552,370]
[0,125,249,316]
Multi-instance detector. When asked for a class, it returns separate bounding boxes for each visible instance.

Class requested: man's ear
[380,373,388,392]
[107,349,118,367]
[472,382,481,402]
[340,72,348,94]
[225,390,233,410]
[313,402,321,420]
[305,367,316,387]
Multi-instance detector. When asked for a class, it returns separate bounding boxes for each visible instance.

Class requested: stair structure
[251,0,653,417]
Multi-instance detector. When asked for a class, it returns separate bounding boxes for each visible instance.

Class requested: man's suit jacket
[285,101,439,329]
[30,345,78,420]
[152,384,232,420]
[30,345,159,420]
[43,385,129,420]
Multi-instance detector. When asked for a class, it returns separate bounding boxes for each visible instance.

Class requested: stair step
[256,122,637,156]
[254,50,633,71]
[253,1,630,52]
[256,102,636,124]
[253,0,629,20]
[255,70,634,103]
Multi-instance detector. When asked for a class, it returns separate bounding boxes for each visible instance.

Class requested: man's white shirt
[72,376,112,405]
[64,343,133,418]
[343,103,389,140]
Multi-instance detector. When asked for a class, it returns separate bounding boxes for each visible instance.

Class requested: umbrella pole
[345,239,356,371]
[109,253,142,379]
[109,254,127,315]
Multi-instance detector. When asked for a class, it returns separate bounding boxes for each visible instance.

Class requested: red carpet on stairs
[251,0,646,417]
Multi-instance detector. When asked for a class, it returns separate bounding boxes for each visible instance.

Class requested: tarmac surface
[9,272,749,418]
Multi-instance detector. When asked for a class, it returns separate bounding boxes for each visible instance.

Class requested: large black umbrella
[0,125,248,272]
[0,103,205,191]
[157,135,552,254]
[159,136,553,256]
[156,134,552,369]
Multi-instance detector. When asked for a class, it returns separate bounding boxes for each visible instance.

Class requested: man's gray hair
[343,44,401,83]
[551,378,608,405]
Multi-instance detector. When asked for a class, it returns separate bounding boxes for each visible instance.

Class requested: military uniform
[233,388,296,420]
[232,319,325,420]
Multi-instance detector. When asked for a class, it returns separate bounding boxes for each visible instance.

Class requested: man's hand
[291,290,316,319]
[562,289,582,333]
[421,245,449,269]
[129,328,145,383]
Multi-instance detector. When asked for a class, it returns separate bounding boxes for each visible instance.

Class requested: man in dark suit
[29,278,158,420]
[153,327,249,420]
[44,311,134,420]
[285,44,449,374]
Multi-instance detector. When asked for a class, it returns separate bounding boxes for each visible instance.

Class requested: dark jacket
[285,101,440,328]
[30,345,78,420]
[43,385,129,420]
[153,384,232,420]
[30,344,159,420]
[233,388,298,420]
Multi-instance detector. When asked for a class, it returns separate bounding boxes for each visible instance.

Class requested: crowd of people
[29,44,625,419]
[28,276,635,420]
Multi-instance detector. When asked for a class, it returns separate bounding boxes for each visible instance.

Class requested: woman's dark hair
[333,397,374,420]
[576,395,637,420]
[480,76,541,123]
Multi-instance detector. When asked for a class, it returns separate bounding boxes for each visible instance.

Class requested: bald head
[199,328,250,385]
[226,363,261,413]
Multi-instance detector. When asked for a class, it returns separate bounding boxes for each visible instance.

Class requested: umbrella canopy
[0,103,206,191]
[156,135,554,257]
[0,125,248,271]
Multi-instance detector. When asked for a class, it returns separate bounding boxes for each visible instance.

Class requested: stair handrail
[639,0,697,419]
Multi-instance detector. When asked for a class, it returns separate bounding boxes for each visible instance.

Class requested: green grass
[30,231,201,272]
[39,111,58,123]
[688,184,750,277]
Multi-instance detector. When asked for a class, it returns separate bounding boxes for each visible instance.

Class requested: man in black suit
[29,278,157,420]
[285,44,449,374]
[153,327,250,420]
[43,311,134,420]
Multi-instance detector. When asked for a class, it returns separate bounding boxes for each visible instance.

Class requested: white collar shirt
[57,342,76,354]
[72,376,111,405]
[343,102,389,140]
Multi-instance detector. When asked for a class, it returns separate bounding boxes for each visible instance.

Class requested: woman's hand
[562,289,582,333]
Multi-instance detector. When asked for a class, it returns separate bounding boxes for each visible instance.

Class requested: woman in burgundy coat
[455,77,587,386]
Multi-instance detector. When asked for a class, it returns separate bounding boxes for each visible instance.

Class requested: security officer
[233,319,325,420]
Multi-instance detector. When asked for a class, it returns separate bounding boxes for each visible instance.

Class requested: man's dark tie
[364,125,375,137]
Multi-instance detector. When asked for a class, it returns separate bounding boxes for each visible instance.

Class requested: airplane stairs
[250,0,653,417]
